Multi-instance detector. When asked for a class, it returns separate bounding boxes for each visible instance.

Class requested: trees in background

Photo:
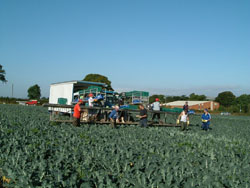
[83,74,113,91]
[0,65,7,83]
[165,95,189,103]
[150,93,207,104]
[189,93,206,101]
[149,91,250,113]
[215,92,250,113]
[149,95,165,104]
[233,94,250,113]
[28,84,41,99]
[215,91,236,107]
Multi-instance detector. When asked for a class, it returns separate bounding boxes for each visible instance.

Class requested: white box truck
[48,80,107,113]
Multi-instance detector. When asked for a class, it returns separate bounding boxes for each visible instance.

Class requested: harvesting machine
[44,80,182,127]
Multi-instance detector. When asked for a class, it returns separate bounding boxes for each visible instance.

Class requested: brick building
[163,101,220,111]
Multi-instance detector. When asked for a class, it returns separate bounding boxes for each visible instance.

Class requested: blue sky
[0,0,249,98]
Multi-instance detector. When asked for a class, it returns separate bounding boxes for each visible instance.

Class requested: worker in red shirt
[73,99,83,127]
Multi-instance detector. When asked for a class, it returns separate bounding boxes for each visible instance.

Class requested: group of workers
[72,95,211,131]
[109,98,161,128]
[108,104,147,128]
[177,101,212,131]
[72,93,95,126]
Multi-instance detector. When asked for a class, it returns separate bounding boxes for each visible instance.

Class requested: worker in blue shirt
[109,106,119,128]
[201,109,211,131]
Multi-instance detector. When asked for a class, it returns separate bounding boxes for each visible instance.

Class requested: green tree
[165,95,188,103]
[165,96,175,103]
[83,74,113,91]
[0,65,7,83]
[215,91,236,107]
[28,84,41,99]
[234,94,250,113]
[149,95,165,104]
[189,93,206,101]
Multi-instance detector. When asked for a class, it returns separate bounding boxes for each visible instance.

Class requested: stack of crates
[125,91,149,97]
[79,86,102,96]
[161,107,183,113]
[125,90,149,105]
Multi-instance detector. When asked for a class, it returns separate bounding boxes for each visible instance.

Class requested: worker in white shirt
[88,93,96,121]
[151,98,161,121]
[88,93,94,107]
[177,110,190,131]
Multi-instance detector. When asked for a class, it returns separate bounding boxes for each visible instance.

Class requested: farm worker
[88,93,94,107]
[88,93,97,120]
[118,98,126,123]
[136,104,148,127]
[177,110,189,131]
[73,99,83,127]
[201,108,211,131]
[183,101,189,112]
[109,106,120,128]
[151,98,161,121]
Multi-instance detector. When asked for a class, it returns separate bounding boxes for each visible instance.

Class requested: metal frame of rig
[44,104,182,127]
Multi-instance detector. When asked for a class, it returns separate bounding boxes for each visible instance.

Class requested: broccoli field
[0,104,250,187]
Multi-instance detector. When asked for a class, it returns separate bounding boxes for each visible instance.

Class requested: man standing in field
[201,108,211,131]
[151,98,161,122]
[73,99,83,127]
[177,110,189,131]
[137,104,148,127]
[183,101,189,112]
[109,106,119,128]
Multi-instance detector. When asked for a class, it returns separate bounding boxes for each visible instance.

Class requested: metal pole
[12,84,14,97]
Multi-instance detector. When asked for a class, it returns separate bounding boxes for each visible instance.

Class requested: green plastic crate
[88,85,102,90]
[79,86,102,95]
[58,98,67,105]
[161,107,183,113]
[122,105,139,110]
[125,91,149,97]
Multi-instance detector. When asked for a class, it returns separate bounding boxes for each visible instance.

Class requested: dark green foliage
[27,84,41,99]
[234,94,250,113]
[83,74,113,91]
[215,92,250,113]
[189,93,207,101]
[0,97,48,105]
[0,97,25,104]
[0,64,7,83]
[0,104,250,187]
[165,95,189,103]
[156,93,206,104]
[215,91,236,107]
[149,95,165,103]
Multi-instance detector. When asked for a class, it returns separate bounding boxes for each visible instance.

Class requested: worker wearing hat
[201,108,211,131]
[88,93,94,107]
[88,93,97,121]
[73,99,83,127]
[151,98,161,122]
[109,106,120,128]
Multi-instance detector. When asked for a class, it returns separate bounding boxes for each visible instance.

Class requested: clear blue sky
[0,0,249,98]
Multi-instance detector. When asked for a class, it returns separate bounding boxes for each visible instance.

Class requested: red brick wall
[168,101,220,111]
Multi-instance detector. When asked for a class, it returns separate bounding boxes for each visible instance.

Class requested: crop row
[0,104,250,187]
